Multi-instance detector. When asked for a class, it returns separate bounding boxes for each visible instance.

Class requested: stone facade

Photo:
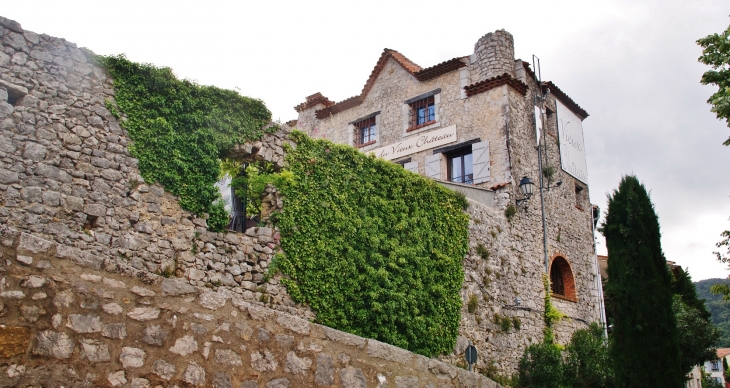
[0,225,501,388]
[294,30,604,372]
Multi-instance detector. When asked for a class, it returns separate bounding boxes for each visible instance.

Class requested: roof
[463,73,528,97]
[296,50,587,122]
[294,92,334,113]
[717,348,730,359]
[520,61,589,120]
[542,81,589,120]
[302,49,467,119]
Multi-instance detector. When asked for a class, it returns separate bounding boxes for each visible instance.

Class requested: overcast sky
[5,0,730,281]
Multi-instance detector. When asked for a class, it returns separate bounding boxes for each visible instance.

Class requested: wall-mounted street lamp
[516,176,536,209]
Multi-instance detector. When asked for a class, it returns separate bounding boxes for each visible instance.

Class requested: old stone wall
[0,225,501,388]
[0,16,309,319]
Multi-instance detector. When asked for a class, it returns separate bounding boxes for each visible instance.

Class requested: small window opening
[83,215,99,230]
[575,183,586,210]
[549,256,576,301]
[4,87,26,107]
[353,117,376,148]
[447,147,473,184]
[408,96,436,131]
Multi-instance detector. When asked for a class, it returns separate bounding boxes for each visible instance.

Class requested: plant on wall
[100,55,275,231]
[270,132,469,356]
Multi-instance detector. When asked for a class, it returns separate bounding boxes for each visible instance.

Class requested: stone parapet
[0,226,501,387]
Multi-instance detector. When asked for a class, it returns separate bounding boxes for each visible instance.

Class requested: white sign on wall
[367,125,457,160]
[556,100,588,184]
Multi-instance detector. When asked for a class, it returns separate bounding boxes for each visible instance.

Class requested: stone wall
[0,225,501,388]
[0,16,309,319]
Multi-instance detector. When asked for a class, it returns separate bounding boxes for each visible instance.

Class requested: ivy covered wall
[100,55,275,230]
[272,132,470,356]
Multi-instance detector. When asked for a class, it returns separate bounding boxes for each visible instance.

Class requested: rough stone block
[251,349,278,372]
[284,351,312,374]
[79,339,111,362]
[66,314,102,333]
[315,354,335,386]
[275,312,310,335]
[215,349,243,366]
[152,359,176,381]
[182,361,206,386]
[169,335,198,356]
[31,330,73,359]
[142,324,168,346]
[319,325,366,349]
[126,307,160,321]
[266,378,290,388]
[340,367,367,388]
[366,339,414,364]
[0,326,30,357]
[198,291,228,310]
[119,347,145,368]
[18,233,54,254]
[108,371,127,387]
[102,323,127,339]
[160,278,197,296]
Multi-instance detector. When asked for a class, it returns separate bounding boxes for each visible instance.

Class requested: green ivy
[273,132,469,356]
[99,55,274,230]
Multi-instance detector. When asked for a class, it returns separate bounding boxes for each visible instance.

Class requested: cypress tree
[601,175,683,387]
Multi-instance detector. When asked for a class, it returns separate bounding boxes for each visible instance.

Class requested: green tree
[563,323,614,388]
[698,25,730,296]
[698,23,730,146]
[701,368,724,388]
[674,295,720,376]
[671,266,712,319]
[600,175,683,387]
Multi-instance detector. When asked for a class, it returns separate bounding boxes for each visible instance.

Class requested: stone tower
[472,30,516,81]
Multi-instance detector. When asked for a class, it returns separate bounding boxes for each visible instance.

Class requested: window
[354,117,376,148]
[447,148,473,184]
[711,360,721,372]
[549,256,577,301]
[575,182,587,210]
[408,95,436,131]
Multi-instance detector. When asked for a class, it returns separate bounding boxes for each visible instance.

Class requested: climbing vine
[271,132,469,356]
[99,55,274,230]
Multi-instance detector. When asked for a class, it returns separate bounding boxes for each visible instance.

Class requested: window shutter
[404,161,418,173]
[472,141,490,184]
[425,154,442,180]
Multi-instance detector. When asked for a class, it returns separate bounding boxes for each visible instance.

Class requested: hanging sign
[367,125,456,160]
[556,100,588,184]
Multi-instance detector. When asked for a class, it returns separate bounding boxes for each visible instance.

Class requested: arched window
[549,256,576,301]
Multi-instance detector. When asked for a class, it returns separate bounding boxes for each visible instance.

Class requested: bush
[518,341,563,388]
[563,323,613,388]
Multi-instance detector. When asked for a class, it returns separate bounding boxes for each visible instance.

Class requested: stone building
[293,30,605,370]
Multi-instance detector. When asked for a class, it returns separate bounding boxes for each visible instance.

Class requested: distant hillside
[696,278,730,347]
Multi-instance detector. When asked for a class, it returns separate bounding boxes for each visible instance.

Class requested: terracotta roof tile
[294,92,335,113]
[414,57,468,82]
[463,73,528,97]
[717,348,730,359]
[542,81,589,120]
[311,49,465,119]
